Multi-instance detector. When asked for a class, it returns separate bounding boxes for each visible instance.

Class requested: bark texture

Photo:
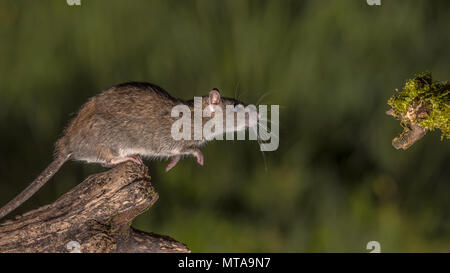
[0,162,189,253]
[386,107,429,150]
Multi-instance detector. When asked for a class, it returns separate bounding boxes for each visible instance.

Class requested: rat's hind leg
[102,154,144,168]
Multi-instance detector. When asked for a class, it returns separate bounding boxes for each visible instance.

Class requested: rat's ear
[208,88,221,105]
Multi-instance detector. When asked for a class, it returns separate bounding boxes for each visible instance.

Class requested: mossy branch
[387,72,450,150]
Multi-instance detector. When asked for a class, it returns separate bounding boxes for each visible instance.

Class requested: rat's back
[57,82,184,164]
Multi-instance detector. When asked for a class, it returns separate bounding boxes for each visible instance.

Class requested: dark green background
[0,0,449,252]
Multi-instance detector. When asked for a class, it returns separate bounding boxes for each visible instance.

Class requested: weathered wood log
[0,162,189,253]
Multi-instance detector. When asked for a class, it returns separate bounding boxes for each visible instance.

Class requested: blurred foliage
[0,0,449,252]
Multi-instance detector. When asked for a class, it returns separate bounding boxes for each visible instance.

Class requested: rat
[0,82,258,220]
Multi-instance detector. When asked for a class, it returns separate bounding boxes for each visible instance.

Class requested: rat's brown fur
[0,82,254,220]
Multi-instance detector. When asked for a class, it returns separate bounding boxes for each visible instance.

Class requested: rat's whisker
[256,92,271,106]
[252,126,268,172]
[257,122,279,141]
[258,118,274,125]
[0,82,257,220]
[237,90,248,101]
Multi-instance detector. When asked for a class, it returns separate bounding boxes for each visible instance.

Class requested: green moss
[388,72,450,139]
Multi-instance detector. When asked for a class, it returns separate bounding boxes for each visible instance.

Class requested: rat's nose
[257,113,260,119]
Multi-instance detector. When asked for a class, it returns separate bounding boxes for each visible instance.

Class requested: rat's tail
[0,153,71,220]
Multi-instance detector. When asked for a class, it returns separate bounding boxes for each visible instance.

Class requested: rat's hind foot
[129,154,144,165]
[166,155,181,172]
[103,154,144,168]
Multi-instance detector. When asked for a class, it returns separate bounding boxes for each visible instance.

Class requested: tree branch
[387,72,449,150]
[0,162,189,253]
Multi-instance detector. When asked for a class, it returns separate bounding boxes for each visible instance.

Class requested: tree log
[0,162,190,253]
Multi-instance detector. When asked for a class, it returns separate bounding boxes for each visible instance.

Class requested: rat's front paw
[166,155,181,172]
[192,149,204,166]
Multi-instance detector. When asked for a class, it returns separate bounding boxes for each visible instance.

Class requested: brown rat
[0,82,258,219]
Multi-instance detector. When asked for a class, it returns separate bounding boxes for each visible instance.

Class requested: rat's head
[201,88,259,137]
